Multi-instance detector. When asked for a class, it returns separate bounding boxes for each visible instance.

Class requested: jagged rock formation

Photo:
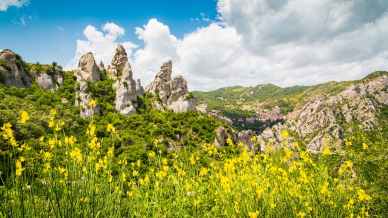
[146,61,196,113]
[107,45,128,80]
[0,49,32,87]
[110,45,138,115]
[258,74,388,152]
[75,52,101,117]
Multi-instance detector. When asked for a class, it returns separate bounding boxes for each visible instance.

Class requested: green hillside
[193,71,388,116]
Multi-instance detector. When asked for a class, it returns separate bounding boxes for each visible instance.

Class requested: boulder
[0,49,32,87]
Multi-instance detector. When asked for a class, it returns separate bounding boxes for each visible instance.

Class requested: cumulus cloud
[132,19,179,85]
[0,0,27,11]
[71,0,388,90]
[69,22,137,70]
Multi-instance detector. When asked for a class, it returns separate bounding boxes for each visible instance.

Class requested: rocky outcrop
[146,61,196,113]
[77,52,100,81]
[111,45,138,115]
[34,73,63,90]
[29,64,64,90]
[107,45,128,80]
[258,75,388,153]
[75,52,101,117]
[0,49,32,87]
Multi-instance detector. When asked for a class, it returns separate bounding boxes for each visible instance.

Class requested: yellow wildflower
[88,137,101,151]
[338,160,353,176]
[70,148,83,163]
[48,118,55,129]
[322,145,331,156]
[86,123,96,137]
[296,211,306,218]
[280,129,289,139]
[64,136,76,146]
[88,99,97,108]
[57,166,68,178]
[190,154,198,165]
[43,162,51,174]
[107,147,114,158]
[199,167,208,177]
[15,159,24,177]
[127,191,133,198]
[106,123,116,134]
[320,181,329,196]
[50,108,57,117]
[132,170,139,177]
[148,151,156,160]
[357,189,372,202]
[1,123,17,147]
[48,138,57,150]
[19,111,30,124]
[139,175,150,186]
[42,151,53,161]
[362,143,368,150]
[248,211,259,218]
[226,137,234,146]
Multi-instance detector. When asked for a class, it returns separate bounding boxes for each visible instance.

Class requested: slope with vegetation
[0,48,387,217]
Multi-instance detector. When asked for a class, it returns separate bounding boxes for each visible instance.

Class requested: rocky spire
[75,52,101,117]
[146,61,196,113]
[112,45,138,115]
[0,49,32,87]
[107,45,128,79]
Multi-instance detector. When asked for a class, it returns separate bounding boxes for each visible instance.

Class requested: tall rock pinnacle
[75,52,101,117]
[112,45,138,115]
[108,45,129,80]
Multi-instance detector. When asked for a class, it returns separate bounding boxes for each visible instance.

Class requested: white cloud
[0,0,28,11]
[71,1,388,90]
[132,18,179,85]
[68,22,137,70]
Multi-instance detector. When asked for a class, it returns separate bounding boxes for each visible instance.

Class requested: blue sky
[1,0,388,90]
[0,0,217,65]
